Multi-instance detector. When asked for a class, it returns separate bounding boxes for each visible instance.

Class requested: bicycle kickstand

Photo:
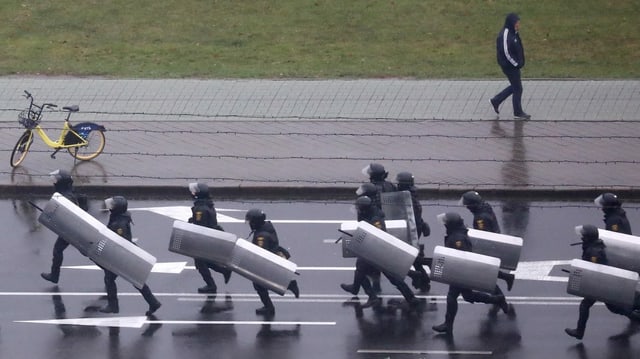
[50,148,61,159]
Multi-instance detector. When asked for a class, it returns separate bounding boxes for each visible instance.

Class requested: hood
[504,13,520,31]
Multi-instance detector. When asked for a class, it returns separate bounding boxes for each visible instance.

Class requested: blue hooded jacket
[496,13,525,69]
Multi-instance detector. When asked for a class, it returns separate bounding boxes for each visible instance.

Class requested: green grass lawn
[0,0,637,78]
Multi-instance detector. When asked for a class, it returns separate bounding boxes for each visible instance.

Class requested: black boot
[340,283,357,295]
[146,300,162,316]
[198,285,217,294]
[256,306,275,316]
[223,269,232,284]
[504,273,515,291]
[41,272,59,284]
[288,280,300,298]
[432,321,452,334]
[99,302,119,313]
[565,327,584,340]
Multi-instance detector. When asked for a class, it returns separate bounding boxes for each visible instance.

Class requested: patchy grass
[0,0,637,78]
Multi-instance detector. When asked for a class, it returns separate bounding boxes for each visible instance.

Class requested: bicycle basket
[18,110,39,129]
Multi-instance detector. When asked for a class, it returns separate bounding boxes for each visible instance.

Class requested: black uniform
[433,215,509,335]
[343,198,419,308]
[603,207,632,235]
[491,13,528,118]
[102,206,161,315]
[41,179,80,284]
[250,221,281,315]
[467,201,515,294]
[190,198,232,293]
[397,181,432,292]
[565,226,639,339]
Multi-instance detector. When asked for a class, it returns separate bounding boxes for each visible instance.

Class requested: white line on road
[357,349,492,355]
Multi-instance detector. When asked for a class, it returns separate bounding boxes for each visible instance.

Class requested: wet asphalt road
[1,196,640,359]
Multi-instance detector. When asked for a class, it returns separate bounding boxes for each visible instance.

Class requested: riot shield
[228,238,298,295]
[344,221,418,279]
[594,229,640,273]
[430,245,500,293]
[566,259,638,309]
[380,191,418,244]
[467,229,522,270]
[38,193,156,289]
[339,220,408,259]
[169,220,237,265]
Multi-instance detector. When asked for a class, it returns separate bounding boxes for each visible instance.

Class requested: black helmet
[189,182,210,199]
[437,212,464,228]
[396,171,415,188]
[459,191,482,207]
[594,193,621,208]
[245,208,266,230]
[575,224,599,243]
[355,195,373,209]
[356,183,378,197]
[105,196,128,215]
[363,163,388,181]
[50,169,73,185]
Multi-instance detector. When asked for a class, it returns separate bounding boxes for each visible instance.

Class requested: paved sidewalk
[1,78,639,199]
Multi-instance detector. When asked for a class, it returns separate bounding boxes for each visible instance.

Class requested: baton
[28,201,43,212]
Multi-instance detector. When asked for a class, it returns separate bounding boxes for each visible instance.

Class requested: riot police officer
[396,171,432,292]
[188,182,232,294]
[100,196,162,315]
[41,169,81,284]
[432,212,511,335]
[340,196,421,309]
[363,163,397,194]
[245,208,300,316]
[594,193,632,234]
[460,191,515,296]
[565,225,640,339]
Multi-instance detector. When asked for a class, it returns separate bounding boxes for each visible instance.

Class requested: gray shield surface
[430,245,500,292]
[38,193,156,289]
[380,191,418,244]
[228,238,298,295]
[467,229,522,270]
[345,221,418,279]
[169,220,237,265]
[339,220,408,258]
[596,229,640,273]
[566,259,638,309]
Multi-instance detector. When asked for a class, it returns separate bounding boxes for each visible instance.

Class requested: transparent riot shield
[380,191,418,244]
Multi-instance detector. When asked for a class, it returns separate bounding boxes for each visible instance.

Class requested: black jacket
[190,199,223,231]
[470,202,501,233]
[604,208,632,235]
[444,225,472,252]
[582,240,607,265]
[107,212,133,242]
[252,221,280,254]
[496,13,525,69]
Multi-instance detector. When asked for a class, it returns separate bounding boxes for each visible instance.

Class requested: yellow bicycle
[10,90,106,167]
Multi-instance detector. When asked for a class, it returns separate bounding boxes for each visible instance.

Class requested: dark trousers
[253,283,274,309]
[353,259,415,302]
[195,259,231,289]
[493,67,524,115]
[104,269,158,309]
[49,237,70,279]
[575,298,636,334]
[445,285,503,325]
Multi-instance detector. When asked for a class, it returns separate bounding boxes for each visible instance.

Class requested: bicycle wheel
[10,130,34,167]
[68,130,106,161]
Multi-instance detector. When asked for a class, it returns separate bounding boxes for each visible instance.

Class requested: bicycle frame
[30,119,88,149]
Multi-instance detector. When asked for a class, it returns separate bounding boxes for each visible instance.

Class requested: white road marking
[358,349,492,355]
[62,260,571,282]
[15,316,335,328]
